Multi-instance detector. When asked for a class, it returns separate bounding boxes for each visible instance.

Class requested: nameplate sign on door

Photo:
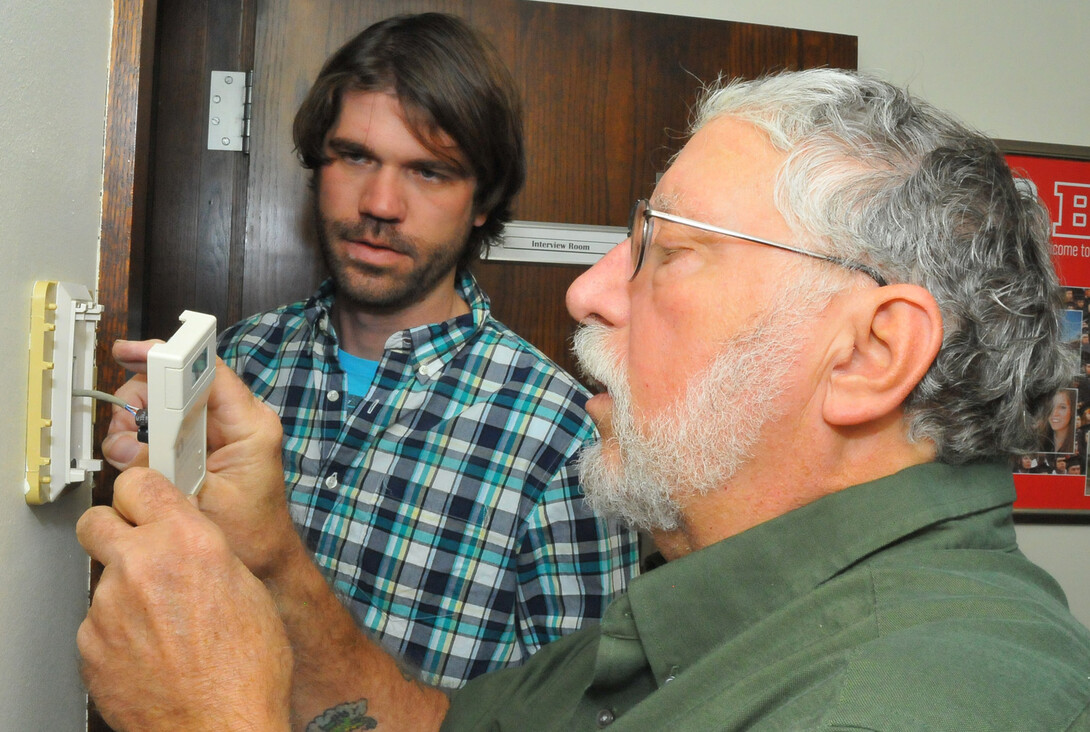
[488,221,626,266]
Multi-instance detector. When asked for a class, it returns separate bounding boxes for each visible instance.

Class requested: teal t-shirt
[338,349,379,400]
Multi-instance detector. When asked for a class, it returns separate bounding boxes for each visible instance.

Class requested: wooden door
[142,0,856,380]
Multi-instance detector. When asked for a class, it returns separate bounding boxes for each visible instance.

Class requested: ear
[822,284,943,426]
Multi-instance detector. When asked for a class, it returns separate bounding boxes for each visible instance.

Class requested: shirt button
[324,474,338,489]
[327,390,340,402]
[596,709,615,728]
[664,664,679,684]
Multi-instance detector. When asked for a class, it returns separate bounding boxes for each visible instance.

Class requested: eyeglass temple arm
[647,209,887,286]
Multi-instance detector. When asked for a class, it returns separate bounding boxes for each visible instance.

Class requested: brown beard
[313,196,469,314]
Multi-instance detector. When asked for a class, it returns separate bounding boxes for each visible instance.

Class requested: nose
[566,239,632,327]
[358,166,406,222]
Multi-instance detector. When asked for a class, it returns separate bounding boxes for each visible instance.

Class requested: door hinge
[207,70,253,153]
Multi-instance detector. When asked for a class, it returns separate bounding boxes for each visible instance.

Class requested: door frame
[91,0,157,727]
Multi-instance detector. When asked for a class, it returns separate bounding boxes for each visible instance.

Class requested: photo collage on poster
[1011,284,1089,493]
[1005,147,1090,509]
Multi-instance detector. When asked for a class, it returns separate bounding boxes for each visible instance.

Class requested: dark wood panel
[143,0,254,339]
[800,25,858,69]
[240,0,341,315]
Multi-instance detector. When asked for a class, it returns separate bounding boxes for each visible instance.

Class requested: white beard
[573,306,804,533]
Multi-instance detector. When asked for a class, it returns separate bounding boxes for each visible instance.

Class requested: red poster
[1005,144,1090,512]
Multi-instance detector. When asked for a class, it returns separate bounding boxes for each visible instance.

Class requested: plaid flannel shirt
[218,272,638,688]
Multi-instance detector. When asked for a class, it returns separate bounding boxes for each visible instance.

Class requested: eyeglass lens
[629,199,649,279]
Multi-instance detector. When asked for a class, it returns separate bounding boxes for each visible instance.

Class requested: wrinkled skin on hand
[76,469,293,731]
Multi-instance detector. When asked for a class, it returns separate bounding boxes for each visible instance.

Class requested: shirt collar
[622,461,1017,686]
[393,270,490,372]
[302,278,337,336]
[302,270,492,371]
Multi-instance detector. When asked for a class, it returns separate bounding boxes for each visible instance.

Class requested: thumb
[205,358,283,452]
[101,432,149,471]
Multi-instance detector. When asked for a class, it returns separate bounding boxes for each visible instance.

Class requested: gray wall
[3,2,1089,728]
[1,1,112,728]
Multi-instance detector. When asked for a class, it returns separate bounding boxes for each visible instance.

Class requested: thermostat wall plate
[24,281,103,505]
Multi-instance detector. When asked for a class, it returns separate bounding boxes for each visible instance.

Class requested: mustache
[329,217,415,256]
[572,323,625,395]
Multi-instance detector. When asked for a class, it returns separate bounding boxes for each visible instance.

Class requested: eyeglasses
[627,198,888,286]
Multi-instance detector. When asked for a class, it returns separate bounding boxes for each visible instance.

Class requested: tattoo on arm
[305,699,378,731]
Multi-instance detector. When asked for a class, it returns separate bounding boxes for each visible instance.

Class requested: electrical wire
[72,388,141,415]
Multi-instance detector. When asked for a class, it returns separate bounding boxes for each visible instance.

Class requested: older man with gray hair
[79,68,1090,730]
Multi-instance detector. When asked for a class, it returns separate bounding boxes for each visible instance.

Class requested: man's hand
[77,469,292,731]
[102,339,298,580]
[95,340,450,730]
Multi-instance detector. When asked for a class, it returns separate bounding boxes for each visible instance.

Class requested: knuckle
[75,617,94,656]
[116,468,175,512]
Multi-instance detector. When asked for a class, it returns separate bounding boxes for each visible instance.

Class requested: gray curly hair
[693,68,1075,463]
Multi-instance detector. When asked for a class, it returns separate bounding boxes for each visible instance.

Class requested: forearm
[264,536,449,731]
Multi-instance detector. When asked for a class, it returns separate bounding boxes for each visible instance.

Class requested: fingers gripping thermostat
[146,311,217,495]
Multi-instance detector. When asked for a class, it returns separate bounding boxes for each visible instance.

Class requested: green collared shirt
[444,462,1090,730]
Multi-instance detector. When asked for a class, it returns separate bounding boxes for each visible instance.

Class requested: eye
[326,140,374,166]
[413,165,452,184]
[639,237,690,276]
[648,226,693,260]
[341,150,373,166]
[651,239,682,259]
